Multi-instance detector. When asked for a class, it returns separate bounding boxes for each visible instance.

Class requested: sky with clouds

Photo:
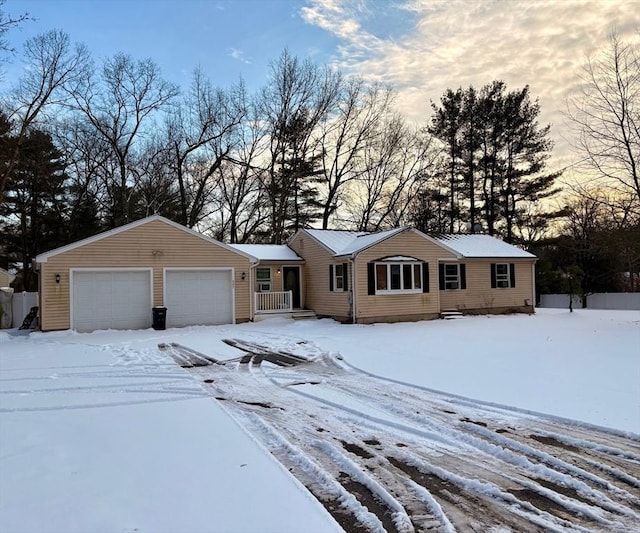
[3,0,639,176]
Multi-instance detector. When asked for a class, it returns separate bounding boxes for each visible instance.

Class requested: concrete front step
[292,310,317,320]
[440,310,464,320]
[254,310,317,322]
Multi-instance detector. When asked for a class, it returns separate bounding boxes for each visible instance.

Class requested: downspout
[249,262,258,321]
[350,256,356,324]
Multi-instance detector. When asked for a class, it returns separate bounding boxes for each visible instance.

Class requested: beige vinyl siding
[0,270,11,287]
[39,219,252,331]
[439,259,535,312]
[354,230,455,322]
[253,263,299,293]
[289,232,350,319]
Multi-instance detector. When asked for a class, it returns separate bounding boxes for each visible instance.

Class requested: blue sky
[3,0,639,168]
[4,0,339,91]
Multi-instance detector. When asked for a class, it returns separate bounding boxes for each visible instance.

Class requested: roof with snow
[432,234,535,258]
[229,244,303,262]
[304,228,408,257]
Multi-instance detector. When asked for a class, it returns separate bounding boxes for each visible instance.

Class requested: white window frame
[333,263,345,292]
[444,264,460,290]
[374,261,422,294]
[495,263,510,288]
[256,267,271,292]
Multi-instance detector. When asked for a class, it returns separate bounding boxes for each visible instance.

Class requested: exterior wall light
[55,273,61,284]
[241,272,246,281]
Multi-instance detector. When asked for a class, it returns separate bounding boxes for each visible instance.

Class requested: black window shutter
[343,263,349,291]
[439,263,445,290]
[510,263,516,288]
[460,264,467,290]
[490,263,497,288]
[422,263,429,293]
[367,263,375,295]
[329,264,334,291]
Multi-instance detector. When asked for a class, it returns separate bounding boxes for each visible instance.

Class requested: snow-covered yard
[1,309,638,532]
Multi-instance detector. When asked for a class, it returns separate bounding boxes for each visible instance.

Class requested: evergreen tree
[424,82,561,240]
[0,128,69,290]
[428,88,464,232]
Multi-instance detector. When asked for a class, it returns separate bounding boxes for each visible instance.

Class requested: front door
[282,267,301,309]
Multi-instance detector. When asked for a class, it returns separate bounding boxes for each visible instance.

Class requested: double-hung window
[329,263,348,292]
[334,264,344,291]
[444,264,460,289]
[495,263,509,288]
[256,267,271,292]
[439,263,467,290]
[373,261,423,294]
[491,263,515,288]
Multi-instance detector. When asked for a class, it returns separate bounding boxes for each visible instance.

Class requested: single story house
[288,227,536,324]
[35,215,536,332]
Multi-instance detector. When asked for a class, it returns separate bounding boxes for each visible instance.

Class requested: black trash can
[152,307,167,330]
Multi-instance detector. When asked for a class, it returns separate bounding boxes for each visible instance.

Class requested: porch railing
[255,290,293,314]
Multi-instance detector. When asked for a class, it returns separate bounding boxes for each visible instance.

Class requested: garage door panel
[72,270,151,332]
[165,270,233,328]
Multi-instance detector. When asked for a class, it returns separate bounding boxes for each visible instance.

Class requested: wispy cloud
[301,0,639,164]
[228,47,251,64]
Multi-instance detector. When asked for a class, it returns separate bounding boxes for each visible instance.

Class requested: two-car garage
[70,268,234,332]
[36,216,253,332]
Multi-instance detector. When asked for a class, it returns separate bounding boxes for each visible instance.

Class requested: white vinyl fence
[539,294,584,309]
[586,293,640,310]
[12,291,39,328]
[539,293,640,310]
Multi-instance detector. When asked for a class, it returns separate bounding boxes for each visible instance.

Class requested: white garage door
[72,270,152,332]
[165,269,233,328]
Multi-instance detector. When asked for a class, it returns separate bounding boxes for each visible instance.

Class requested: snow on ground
[0,330,342,533]
[0,308,638,532]
[282,308,640,435]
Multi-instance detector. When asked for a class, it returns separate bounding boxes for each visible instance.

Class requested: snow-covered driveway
[1,309,638,532]
[175,335,640,532]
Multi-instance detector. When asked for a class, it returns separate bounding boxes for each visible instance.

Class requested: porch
[253,290,316,321]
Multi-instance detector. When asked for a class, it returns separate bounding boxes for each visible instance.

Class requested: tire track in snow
[180,341,640,532]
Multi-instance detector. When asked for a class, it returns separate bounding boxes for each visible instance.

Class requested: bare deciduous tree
[70,53,179,226]
[210,96,269,243]
[568,31,640,202]
[259,49,341,243]
[165,69,245,228]
[346,116,437,231]
[1,30,89,199]
[316,79,394,229]
[0,0,30,59]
